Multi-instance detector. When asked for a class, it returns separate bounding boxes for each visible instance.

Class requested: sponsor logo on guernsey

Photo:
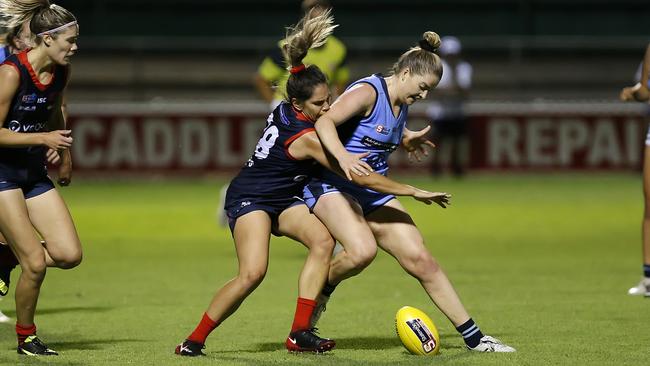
[21,93,37,104]
[240,201,251,208]
[293,175,308,182]
[406,318,436,353]
[7,120,47,132]
[375,125,391,135]
[361,136,398,152]
[37,97,47,104]
[18,105,37,112]
[8,120,21,131]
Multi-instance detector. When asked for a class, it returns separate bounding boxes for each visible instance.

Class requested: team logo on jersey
[21,93,37,104]
[375,125,391,135]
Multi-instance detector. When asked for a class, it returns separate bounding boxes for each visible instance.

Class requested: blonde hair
[391,31,443,78]
[0,0,45,30]
[282,8,337,101]
[0,0,75,45]
[283,8,337,69]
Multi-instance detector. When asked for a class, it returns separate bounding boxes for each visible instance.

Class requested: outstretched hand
[412,189,451,208]
[402,125,436,162]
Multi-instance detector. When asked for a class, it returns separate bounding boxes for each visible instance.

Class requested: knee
[346,243,377,270]
[307,234,335,257]
[55,249,83,269]
[20,257,47,282]
[403,250,440,279]
[238,268,267,290]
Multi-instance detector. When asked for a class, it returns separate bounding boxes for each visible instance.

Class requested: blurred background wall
[46,0,650,174]
[62,0,650,102]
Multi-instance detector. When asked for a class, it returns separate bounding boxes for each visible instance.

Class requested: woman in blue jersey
[304,32,516,352]
[0,0,80,356]
[175,11,450,357]
[620,43,650,296]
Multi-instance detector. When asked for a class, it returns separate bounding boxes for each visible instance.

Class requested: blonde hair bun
[419,31,441,53]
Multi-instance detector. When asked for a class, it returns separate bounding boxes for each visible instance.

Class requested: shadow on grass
[212,340,476,366]
[48,338,145,351]
[251,335,471,353]
[1,305,114,317]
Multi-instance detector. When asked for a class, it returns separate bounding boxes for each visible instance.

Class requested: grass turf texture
[0,174,648,365]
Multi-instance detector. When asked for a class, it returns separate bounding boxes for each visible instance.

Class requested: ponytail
[283,9,337,102]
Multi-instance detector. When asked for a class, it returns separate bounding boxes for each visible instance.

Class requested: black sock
[644,264,650,278]
[321,282,337,297]
[456,318,484,348]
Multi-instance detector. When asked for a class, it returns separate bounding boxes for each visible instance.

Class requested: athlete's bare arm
[314,83,377,179]
[289,131,450,207]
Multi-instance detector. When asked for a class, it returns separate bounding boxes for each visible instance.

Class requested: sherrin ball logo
[395,306,440,355]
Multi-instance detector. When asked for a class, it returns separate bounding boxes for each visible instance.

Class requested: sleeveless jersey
[228,102,319,201]
[0,51,68,181]
[330,74,408,176]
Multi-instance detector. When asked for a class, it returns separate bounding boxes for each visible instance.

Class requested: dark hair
[5,26,21,49]
[283,8,337,102]
[390,31,443,79]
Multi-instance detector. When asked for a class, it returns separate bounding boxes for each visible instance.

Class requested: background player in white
[426,36,472,177]
[620,42,650,296]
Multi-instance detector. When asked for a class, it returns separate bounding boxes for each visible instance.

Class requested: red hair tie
[290,64,306,74]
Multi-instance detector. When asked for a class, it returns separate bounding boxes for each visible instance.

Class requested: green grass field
[0,174,648,365]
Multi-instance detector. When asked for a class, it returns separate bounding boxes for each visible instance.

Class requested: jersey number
[254,125,279,159]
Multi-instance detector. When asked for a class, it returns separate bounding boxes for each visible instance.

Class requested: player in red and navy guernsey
[0,11,74,326]
[175,10,449,357]
[223,102,321,226]
[0,0,81,356]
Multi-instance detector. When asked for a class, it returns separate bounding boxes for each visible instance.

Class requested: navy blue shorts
[224,194,305,236]
[0,176,55,199]
[303,176,395,216]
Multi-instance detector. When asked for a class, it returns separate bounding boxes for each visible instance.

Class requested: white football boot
[468,335,516,353]
[0,298,10,323]
[627,277,650,296]
[309,293,330,328]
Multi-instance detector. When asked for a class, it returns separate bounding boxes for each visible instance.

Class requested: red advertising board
[67,102,649,173]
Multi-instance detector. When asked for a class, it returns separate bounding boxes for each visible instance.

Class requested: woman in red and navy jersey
[175,10,449,357]
[0,0,80,356]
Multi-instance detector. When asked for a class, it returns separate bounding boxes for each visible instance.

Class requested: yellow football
[395,306,440,355]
